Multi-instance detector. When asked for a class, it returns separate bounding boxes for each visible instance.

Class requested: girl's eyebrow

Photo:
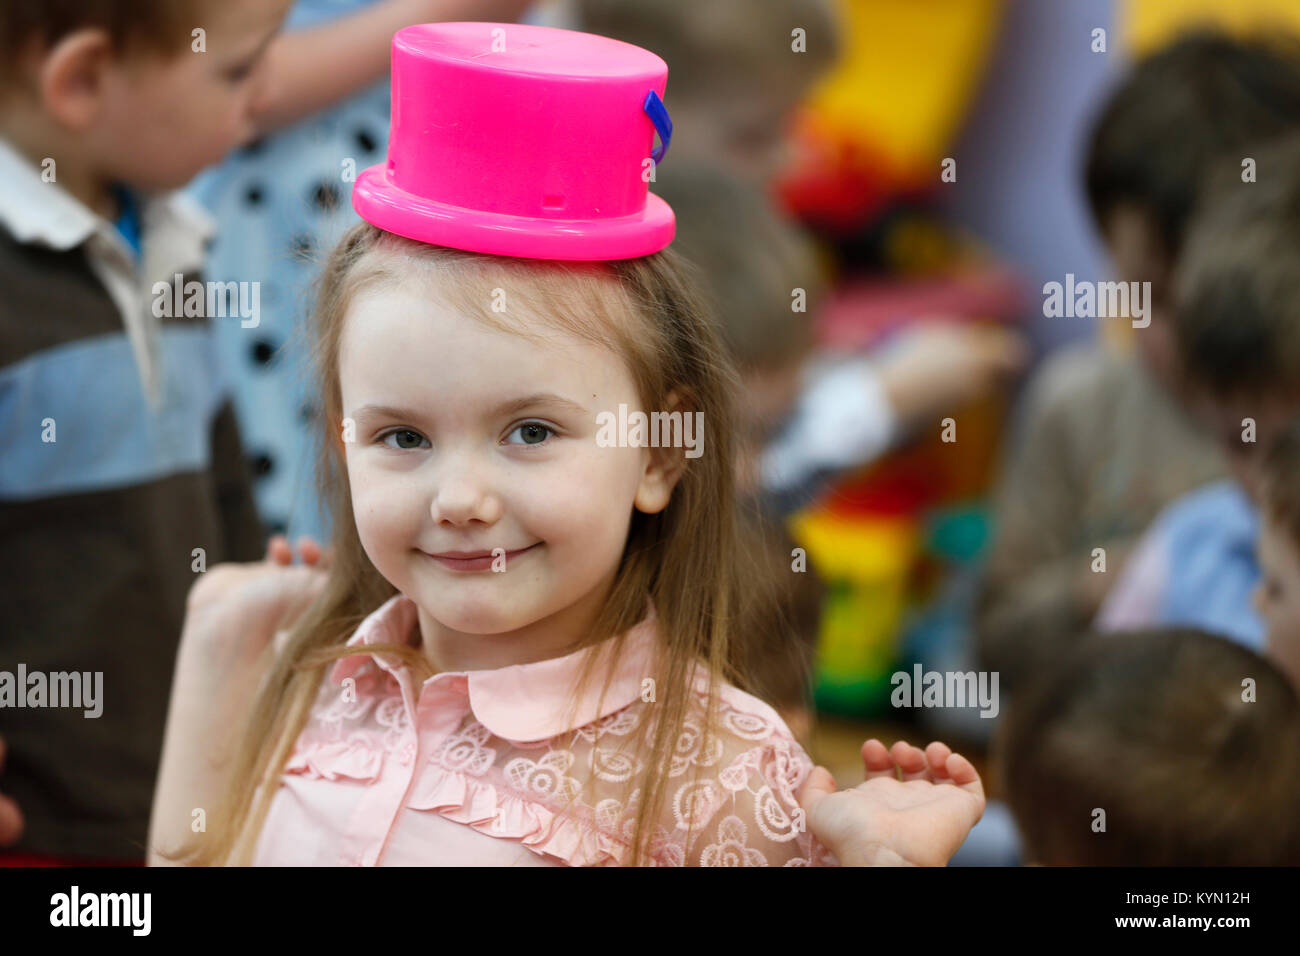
[351,403,426,423]
[493,393,589,417]
[351,393,587,423]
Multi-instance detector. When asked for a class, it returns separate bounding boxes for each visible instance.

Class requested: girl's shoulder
[690,671,805,750]
[612,670,835,866]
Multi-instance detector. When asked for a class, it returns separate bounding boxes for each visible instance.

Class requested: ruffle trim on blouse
[285,730,825,866]
[285,734,385,782]
[283,731,655,864]
[403,766,656,866]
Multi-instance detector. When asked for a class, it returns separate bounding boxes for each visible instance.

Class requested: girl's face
[338,278,678,662]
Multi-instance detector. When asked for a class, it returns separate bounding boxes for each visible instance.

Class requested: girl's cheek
[349,461,402,529]
[532,452,619,512]
[522,479,603,541]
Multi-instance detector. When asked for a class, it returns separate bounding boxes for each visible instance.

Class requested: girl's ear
[633,445,685,515]
[40,29,113,131]
[632,389,691,515]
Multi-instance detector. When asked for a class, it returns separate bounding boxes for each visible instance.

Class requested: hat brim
[352,165,676,261]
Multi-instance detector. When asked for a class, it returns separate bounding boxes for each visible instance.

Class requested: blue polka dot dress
[186,0,392,544]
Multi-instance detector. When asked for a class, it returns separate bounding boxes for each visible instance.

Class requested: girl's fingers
[946,752,982,791]
[797,765,837,815]
[266,534,293,565]
[861,738,897,779]
[891,740,931,781]
[268,534,332,569]
[296,536,323,566]
[945,752,986,818]
[924,741,953,780]
[864,739,971,784]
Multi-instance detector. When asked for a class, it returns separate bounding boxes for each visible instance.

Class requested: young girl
[148,21,984,867]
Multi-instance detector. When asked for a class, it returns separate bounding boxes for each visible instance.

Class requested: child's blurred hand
[875,324,1028,434]
[797,738,986,867]
[0,735,23,847]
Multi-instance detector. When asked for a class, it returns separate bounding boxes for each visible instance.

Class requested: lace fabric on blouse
[271,594,838,866]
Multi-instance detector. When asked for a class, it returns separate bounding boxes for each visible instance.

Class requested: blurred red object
[815,267,1028,350]
[774,112,934,235]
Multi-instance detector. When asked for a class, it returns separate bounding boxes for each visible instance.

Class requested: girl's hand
[797,739,986,867]
[148,536,332,864]
[183,535,330,672]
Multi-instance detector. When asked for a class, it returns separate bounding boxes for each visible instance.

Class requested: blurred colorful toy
[775,0,1005,233]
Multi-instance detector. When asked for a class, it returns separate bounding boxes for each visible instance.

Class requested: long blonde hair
[173,223,795,866]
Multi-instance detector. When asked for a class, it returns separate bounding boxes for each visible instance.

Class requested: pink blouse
[253,594,838,866]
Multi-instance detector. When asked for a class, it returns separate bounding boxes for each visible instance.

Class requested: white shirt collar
[0,135,215,255]
[0,136,217,410]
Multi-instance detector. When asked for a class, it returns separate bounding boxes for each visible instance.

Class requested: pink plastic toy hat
[352,21,675,261]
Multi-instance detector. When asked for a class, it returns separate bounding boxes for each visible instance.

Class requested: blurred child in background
[578,0,843,188]
[654,159,1024,744]
[998,627,1300,866]
[593,0,1025,516]
[977,32,1300,693]
[1098,132,1300,647]
[0,0,293,866]
[1256,418,1300,691]
[649,161,827,490]
[651,159,829,745]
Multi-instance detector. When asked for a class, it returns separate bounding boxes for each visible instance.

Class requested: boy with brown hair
[0,0,293,866]
[999,627,1300,866]
[1097,132,1300,647]
[978,31,1300,692]
[1256,418,1300,692]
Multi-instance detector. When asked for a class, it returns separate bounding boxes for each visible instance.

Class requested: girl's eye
[505,422,554,446]
[379,428,429,450]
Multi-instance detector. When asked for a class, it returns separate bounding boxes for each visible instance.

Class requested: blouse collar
[329,594,659,743]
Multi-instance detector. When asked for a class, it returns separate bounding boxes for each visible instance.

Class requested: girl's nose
[430,469,503,527]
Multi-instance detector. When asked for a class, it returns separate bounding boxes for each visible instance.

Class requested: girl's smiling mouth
[422,543,542,572]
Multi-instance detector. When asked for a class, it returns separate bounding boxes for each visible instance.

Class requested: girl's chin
[450,610,522,633]
[414,596,539,637]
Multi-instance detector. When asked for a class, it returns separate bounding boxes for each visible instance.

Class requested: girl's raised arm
[147,547,326,865]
